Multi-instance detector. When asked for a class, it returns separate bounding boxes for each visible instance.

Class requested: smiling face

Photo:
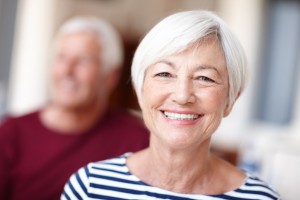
[141,37,232,150]
[50,31,111,111]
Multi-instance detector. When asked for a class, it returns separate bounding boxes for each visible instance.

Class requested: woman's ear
[223,102,234,117]
[223,90,241,117]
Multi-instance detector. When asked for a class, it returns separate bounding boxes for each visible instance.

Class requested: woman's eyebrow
[155,61,223,77]
[196,65,221,76]
[156,60,176,68]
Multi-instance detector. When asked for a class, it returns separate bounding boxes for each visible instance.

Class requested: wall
[8,0,57,115]
[0,0,18,119]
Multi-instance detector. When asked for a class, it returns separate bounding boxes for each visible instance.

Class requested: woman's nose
[171,78,196,105]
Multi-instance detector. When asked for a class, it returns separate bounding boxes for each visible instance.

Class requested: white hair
[55,16,124,73]
[131,10,247,106]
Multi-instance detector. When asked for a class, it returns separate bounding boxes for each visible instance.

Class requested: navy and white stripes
[61,154,280,200]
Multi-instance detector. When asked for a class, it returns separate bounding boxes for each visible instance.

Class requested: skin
[127,37,245,195]
[40,31,119,133]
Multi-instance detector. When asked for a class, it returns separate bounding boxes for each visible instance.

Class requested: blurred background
[0,0,299,199]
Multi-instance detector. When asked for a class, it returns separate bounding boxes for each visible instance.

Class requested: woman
[61,10,280,200]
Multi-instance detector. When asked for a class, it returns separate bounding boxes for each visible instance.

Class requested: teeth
[164,111,199,121]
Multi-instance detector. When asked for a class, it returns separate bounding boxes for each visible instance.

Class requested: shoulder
[236,173,280,199]
[88,154,132,184]
[0,111,39,165]
[62,154,131,199]
[0,110,39,127]
[85,154,129,177]
[72,154,129,181]
[0,111,40,137]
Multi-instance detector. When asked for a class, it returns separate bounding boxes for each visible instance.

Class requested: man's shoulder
[3,109,39,121]
[0,110,41,137]
[1,110,39,125]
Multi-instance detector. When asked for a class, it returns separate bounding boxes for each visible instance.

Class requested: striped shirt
[61,153,280,200]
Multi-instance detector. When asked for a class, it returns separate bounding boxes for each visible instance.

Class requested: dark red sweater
[0,109,149,200]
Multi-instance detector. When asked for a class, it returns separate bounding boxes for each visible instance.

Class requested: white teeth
[163,111,199,121]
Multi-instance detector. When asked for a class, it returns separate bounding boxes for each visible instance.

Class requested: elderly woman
[62,10,280,200]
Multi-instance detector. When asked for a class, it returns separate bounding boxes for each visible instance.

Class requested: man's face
[50,31,110,110]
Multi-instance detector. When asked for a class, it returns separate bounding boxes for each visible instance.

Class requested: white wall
[212,0,266,149]
[8,0,57,115]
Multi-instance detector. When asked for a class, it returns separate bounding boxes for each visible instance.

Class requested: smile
[163,111,200,121]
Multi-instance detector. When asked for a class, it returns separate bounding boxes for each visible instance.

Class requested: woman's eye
[155,72,172,78]
[198,76,215,82]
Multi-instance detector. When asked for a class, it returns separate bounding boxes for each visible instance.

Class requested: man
[0,17,149,200]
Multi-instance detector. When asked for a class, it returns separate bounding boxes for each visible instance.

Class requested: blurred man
[0,16,149,200]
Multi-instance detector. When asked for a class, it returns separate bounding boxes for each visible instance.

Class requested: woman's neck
[128,141,213,193]
[127,140,245,195]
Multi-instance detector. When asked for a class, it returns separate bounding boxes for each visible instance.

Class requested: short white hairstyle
[55,16,124,73]
[131,10,247,106]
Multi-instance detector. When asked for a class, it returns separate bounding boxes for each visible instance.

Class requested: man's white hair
[56,16,124,73]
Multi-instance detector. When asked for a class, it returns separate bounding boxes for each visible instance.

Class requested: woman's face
[141,37,232,150]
